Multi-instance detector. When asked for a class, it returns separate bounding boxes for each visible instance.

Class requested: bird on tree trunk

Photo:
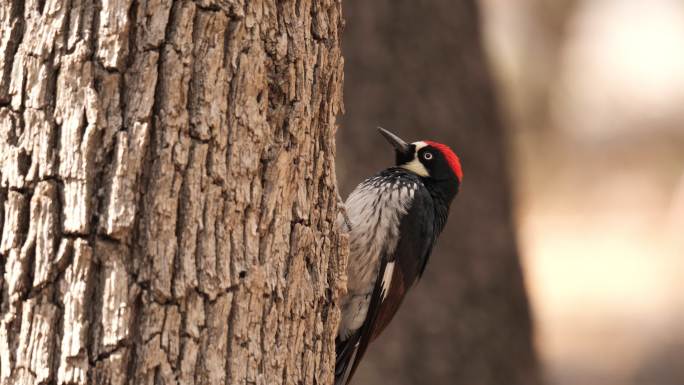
[336,127,464,385]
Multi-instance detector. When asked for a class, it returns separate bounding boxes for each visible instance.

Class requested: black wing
[335,185,436,385]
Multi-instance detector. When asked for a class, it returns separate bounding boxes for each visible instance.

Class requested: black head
[378,127,463,198]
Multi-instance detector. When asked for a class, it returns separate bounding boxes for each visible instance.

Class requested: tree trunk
[339,1,540,385]
[0,1,345,384]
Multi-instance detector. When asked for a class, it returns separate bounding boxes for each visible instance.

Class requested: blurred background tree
[337,1,540,385]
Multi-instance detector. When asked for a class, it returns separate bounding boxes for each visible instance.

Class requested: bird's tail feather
[335,334,360,385]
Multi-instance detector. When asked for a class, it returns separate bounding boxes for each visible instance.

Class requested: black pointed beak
[377,127,411,156]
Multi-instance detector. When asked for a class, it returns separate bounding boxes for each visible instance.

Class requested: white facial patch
[400,141,429,177]
[380,261,395,300]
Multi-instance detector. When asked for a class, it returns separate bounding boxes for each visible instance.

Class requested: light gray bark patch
[96,0,133,70]
[93,240,134,356]
[0,190,29,255]
[15,297,59,385]
[0,1,25,104]
[55,44,99,235]
[27,180,59,290]
[101,122,150,240]
[57,238,93,385]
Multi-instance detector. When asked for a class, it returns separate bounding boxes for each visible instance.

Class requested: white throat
[400,141,429,177]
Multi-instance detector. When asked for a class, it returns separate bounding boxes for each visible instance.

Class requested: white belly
[337,176,415,340]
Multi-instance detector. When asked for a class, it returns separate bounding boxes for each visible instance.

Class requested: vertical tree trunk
[0,1,345,384]
[339,1,540,385]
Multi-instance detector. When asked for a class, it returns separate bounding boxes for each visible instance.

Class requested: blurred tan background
[337,1,684,385]
[483,1,684,384]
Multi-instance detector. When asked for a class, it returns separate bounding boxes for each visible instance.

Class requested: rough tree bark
[339,1,540,385]
[0,1,345,384]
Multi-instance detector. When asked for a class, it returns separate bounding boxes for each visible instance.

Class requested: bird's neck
[423,179,455,235]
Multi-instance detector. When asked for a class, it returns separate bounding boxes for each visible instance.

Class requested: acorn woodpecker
[335,127,463,385]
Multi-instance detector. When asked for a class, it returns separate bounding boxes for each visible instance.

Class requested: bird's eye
[423,152,433,160]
